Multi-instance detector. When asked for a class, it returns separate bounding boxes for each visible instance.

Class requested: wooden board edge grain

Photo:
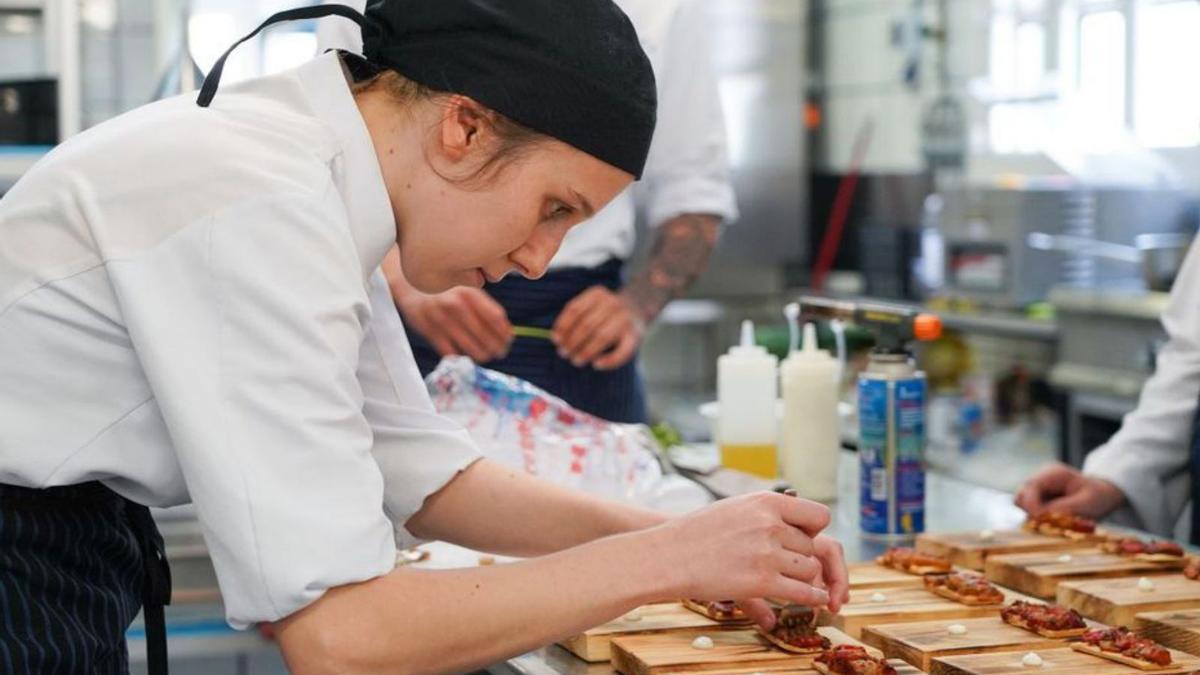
[610,637,640,675]
[983,558,1056,600]
[1136,612,1200,658]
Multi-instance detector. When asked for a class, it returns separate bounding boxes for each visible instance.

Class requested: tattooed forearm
[621,213,721,323]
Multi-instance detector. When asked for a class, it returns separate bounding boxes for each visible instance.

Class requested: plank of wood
[1136,609,1200,657]
[985,549,1183,599]
[610,627,870,675]
[931,646,1200,675]
[917,531,1090,571]
[861,617,1070,672]
[850,562,928,590]
[817,586,1032,640]
[560,603,737,662]
[1057,575,1200,627]
[650,658,925,675]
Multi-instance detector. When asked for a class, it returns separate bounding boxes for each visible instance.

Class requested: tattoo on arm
[622,214,720,323]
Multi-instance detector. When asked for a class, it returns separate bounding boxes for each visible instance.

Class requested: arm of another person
[358,268,663,556]
[1016,239,1200,533]
[554,0,738,371]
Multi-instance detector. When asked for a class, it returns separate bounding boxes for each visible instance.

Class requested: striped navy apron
[406,259,648,424]
[0,482,172,675]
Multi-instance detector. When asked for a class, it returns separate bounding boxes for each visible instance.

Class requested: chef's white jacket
[1082,238,1200,537]
[0,52,481,628]
[317,0,739,270]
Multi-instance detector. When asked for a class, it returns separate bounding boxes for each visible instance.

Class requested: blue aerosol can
[798,298,942,539]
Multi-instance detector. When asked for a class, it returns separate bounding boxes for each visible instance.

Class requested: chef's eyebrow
[570,188,595,218]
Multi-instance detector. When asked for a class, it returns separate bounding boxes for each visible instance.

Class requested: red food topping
[770,605,831,650]
[1184,557,1200,580]
[1028,511,1096,534]
[1001,601,1086,632]
[1082,627,1172,666]
[925,572,1005,603]
[877,547,951,573]
[817,645,898,675]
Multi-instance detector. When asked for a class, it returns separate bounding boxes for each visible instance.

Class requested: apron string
[125,500,173,675]
[197,4,376,108]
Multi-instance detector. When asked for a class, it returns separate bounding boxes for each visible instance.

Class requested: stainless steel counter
[491,451,1027,675]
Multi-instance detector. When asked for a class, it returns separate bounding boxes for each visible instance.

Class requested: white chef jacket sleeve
[1082,238,1200,535]
[111,190,396,628]
[358,269,482,550]
[637,0,739,228]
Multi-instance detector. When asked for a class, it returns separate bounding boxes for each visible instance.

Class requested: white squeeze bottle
[780,314,841,501]
[717,320,779,478]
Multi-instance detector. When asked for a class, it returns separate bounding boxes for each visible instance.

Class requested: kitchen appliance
[937,186,1198,308]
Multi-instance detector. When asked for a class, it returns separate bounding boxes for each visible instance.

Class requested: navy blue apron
[0,482,171,675]
[406,259,648,424]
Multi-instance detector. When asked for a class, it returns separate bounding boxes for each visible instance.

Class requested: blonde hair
[353,69,545,186]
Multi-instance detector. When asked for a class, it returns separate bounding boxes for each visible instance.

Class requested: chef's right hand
[1014,462,1127,520]
[646,492,848,629]
[397,288,514,363]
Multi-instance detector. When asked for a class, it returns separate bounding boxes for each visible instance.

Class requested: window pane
[1135,1,1200,147]
[1077,10,1126,132]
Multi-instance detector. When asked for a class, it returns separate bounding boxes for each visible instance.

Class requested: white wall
[816,0,1200,189]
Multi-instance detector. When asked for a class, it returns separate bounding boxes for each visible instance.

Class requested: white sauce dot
[1138,577,1156,592]
[1022,652,1044,668]
[692,635,715,650]
[1057,554,1073,563]
[979,529,996,542]
[870,592,888,603]
[948,624,968,636]
[624,609,643,622]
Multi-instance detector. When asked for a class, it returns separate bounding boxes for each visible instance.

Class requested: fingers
[770,576,832,609]
[812,536,850,612]
[571,320,624,367]
[776,494,832,537]
[460,291,513,347]
[593,332,639,371]
[738,599,777,631]
[778,551,823,585]
[556,293,613,361]
[1013,484,1045,515]
[775,523,816,558]
[551,288,598,344]
[1015,464,1082,516]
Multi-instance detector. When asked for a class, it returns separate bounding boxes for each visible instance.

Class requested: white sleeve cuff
[645,175,739,228]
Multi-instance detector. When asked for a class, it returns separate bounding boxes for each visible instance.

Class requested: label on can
[859,374,926,536]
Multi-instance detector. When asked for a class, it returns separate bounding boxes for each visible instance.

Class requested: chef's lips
[195,0,658,180]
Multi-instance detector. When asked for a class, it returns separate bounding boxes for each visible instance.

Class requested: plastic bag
[426,357,711,512]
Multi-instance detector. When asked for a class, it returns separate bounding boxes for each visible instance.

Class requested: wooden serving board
[560,603,742,662]
[817,586,1029,640]
[610,627,866,675]
[861,616,1075,671]
[850,562,928,590]
[930,645,1200,675]
[985,549,1183,599]
[1057,575,1200,627]
[917,531,1090,571]
[1136,609,1200,657]
[645,658,924,675]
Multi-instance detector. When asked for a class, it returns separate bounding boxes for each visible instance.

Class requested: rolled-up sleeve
[358,269,481,549]
[637,0,739,228]
[110,189,396,628]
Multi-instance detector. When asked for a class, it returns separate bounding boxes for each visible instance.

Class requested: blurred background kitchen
[3,0,1199,672]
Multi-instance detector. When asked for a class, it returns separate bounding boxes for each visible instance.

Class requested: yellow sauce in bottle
[719,443,778,479]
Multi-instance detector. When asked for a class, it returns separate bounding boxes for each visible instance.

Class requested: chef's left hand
[552,286,645,370]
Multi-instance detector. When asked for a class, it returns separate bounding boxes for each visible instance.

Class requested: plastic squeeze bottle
[780,321,841,501]
[717,320,779,478]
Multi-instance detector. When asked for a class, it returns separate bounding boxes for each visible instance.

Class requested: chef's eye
[546,201,575,220]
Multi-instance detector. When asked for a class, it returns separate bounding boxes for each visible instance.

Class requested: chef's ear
[438,95,497,163]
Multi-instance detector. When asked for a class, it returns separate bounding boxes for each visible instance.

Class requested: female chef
[0,2,848,674]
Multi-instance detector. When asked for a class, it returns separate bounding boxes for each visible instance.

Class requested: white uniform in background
[1082,239,1200,537]
[317,0,740,264]
[0,53,480,627]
